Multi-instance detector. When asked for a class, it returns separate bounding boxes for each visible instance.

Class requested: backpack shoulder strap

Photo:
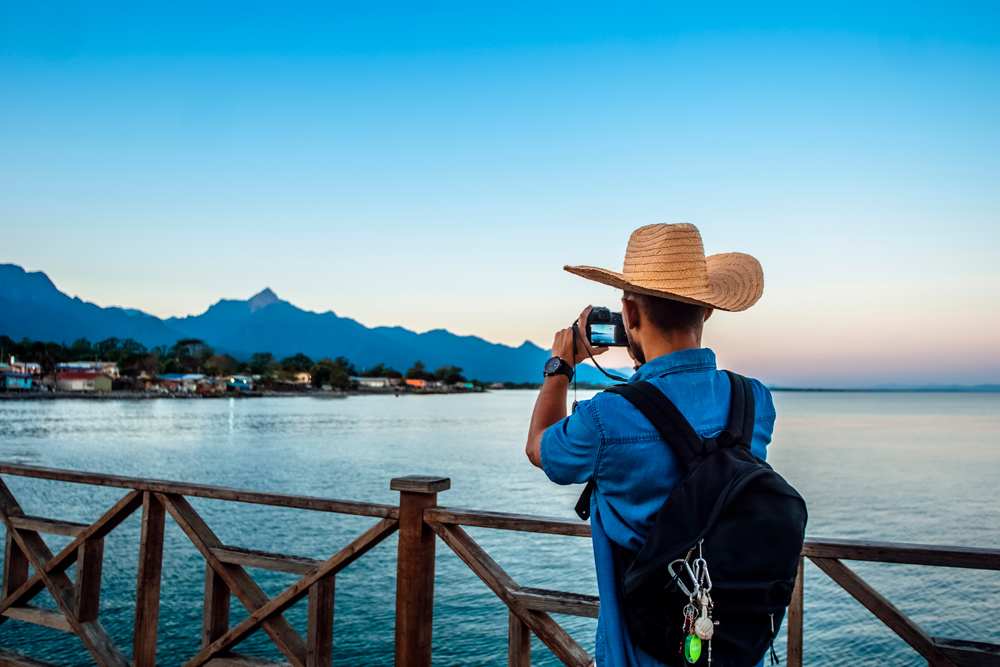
[604,381,704,473]
[572,375,757,521]
[720,371,756,448]
[573,381,702,520]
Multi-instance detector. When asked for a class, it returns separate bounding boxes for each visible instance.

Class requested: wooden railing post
[307,576,336,667]
[133,491,165,667]
[508,610,531,667]
[391,475,450,667]
[2,531,29,601]
[74,537,105,622]
[787,556,804,667]
[202,566,230,647]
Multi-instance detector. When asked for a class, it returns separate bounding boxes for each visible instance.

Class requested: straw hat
[564,223,763,312]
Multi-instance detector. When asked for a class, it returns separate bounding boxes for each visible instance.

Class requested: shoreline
[3,387,999,401]
[0,388,490,401]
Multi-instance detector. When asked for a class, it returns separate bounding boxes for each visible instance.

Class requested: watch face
[544,357,562,374]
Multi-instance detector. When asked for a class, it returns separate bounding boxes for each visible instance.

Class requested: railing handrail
[0,462,397,519]
[424,507,591,537]
[2,461,999,667]
[802,537,1000,570]
[5,462,998,566]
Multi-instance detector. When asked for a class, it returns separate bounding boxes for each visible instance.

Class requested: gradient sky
[2,2,998,387]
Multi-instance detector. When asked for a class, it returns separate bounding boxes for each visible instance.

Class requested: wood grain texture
[802,539,1000,570]
[202,566,230,648]
[8,516,88,538]
[156,493,309,667]
[0,463,397,519]
[211,546,321,576]
[2,605,73,632]
[394,490,440,667]
[2,532,29,604]
[183,518,398,667]
[204,654,290,667]
[932,637,1000,667]
[133,493,166,667]
[306,577,335,667]
[0,490,142,616]
[513,588,599,619]
[425,508,590,538]
[809,557,959,667]
[74,538,104,623]
[0,478,129,667]
[0,648,63,667]
[389,476,451,494]
[508,610,531,667]
[431,523,593,667]
[786,556,804,667]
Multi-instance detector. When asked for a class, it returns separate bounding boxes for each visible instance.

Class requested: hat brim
[564,252,763,312]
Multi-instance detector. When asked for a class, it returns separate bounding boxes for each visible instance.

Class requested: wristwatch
[543,357,574,381]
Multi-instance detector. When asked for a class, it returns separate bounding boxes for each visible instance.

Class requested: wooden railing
[789,541,1000,667]
[0,463,997,667]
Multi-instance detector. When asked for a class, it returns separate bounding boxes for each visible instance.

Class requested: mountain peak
[248,288,280,312]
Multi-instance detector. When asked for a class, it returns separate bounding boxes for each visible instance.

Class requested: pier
[0,463,997,667]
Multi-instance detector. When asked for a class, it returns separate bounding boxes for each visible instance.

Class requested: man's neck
[639,331,703,364]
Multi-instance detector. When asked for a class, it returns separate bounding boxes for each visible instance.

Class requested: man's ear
[704,308,714,323]
[621,296,641,330]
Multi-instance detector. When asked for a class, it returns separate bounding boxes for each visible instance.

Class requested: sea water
[0,391,997,666]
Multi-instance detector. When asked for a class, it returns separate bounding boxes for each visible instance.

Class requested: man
[525,223,775,667]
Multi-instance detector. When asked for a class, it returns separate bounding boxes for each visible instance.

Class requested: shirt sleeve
[539,399,603,485]
[750,380,776,462]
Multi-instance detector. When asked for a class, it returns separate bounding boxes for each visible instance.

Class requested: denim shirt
[540,348,776,667]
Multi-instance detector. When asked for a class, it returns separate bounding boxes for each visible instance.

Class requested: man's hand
[551,305,609,367]
[525,306,609,468]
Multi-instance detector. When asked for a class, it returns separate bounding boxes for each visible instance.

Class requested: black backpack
[576,371,807,666]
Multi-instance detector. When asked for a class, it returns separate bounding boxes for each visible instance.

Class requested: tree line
[0,335,474,390]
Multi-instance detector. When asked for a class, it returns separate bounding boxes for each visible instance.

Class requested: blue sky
[1,2,998,386]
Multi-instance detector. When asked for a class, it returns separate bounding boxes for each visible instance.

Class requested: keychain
[682,542,720,665]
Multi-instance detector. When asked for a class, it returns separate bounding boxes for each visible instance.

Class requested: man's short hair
[624,291,707,333]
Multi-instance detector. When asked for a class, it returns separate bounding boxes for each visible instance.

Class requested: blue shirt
[540,348,776,667]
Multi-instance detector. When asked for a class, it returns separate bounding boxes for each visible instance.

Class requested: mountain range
[0,264,626,383]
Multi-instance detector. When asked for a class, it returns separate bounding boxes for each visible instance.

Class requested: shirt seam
[591,401,609,483]
[636,361,715,380]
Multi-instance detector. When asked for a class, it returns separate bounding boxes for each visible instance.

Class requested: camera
[586,307,628,347]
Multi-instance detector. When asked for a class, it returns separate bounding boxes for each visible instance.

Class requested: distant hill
[0,263,628,383]
[0,264,182,348]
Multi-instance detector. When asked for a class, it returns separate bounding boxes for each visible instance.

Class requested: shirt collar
[629,347,717,383]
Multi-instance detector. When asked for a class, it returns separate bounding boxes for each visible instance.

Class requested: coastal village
[0,356,492,396]
[0,336,496,397]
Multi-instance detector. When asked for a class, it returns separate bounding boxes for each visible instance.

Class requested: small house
[352,377,391,388]
[56,372,112,393]
[1,372,33,391]
[56,361,119,379]
[156,374,205,392]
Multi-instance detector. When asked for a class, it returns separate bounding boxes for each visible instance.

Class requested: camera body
[586,307,628,347]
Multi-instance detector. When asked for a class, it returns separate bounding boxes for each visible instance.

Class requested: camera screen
[590,324,617,345]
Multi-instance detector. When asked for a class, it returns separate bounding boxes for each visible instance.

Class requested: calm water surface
[0,391,997,666]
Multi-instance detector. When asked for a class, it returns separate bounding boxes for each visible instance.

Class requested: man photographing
[525,223,781,667]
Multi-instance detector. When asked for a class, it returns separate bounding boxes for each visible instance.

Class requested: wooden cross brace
[0,477,142,667]
[154,492,399,667]
[429,522,595,667]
